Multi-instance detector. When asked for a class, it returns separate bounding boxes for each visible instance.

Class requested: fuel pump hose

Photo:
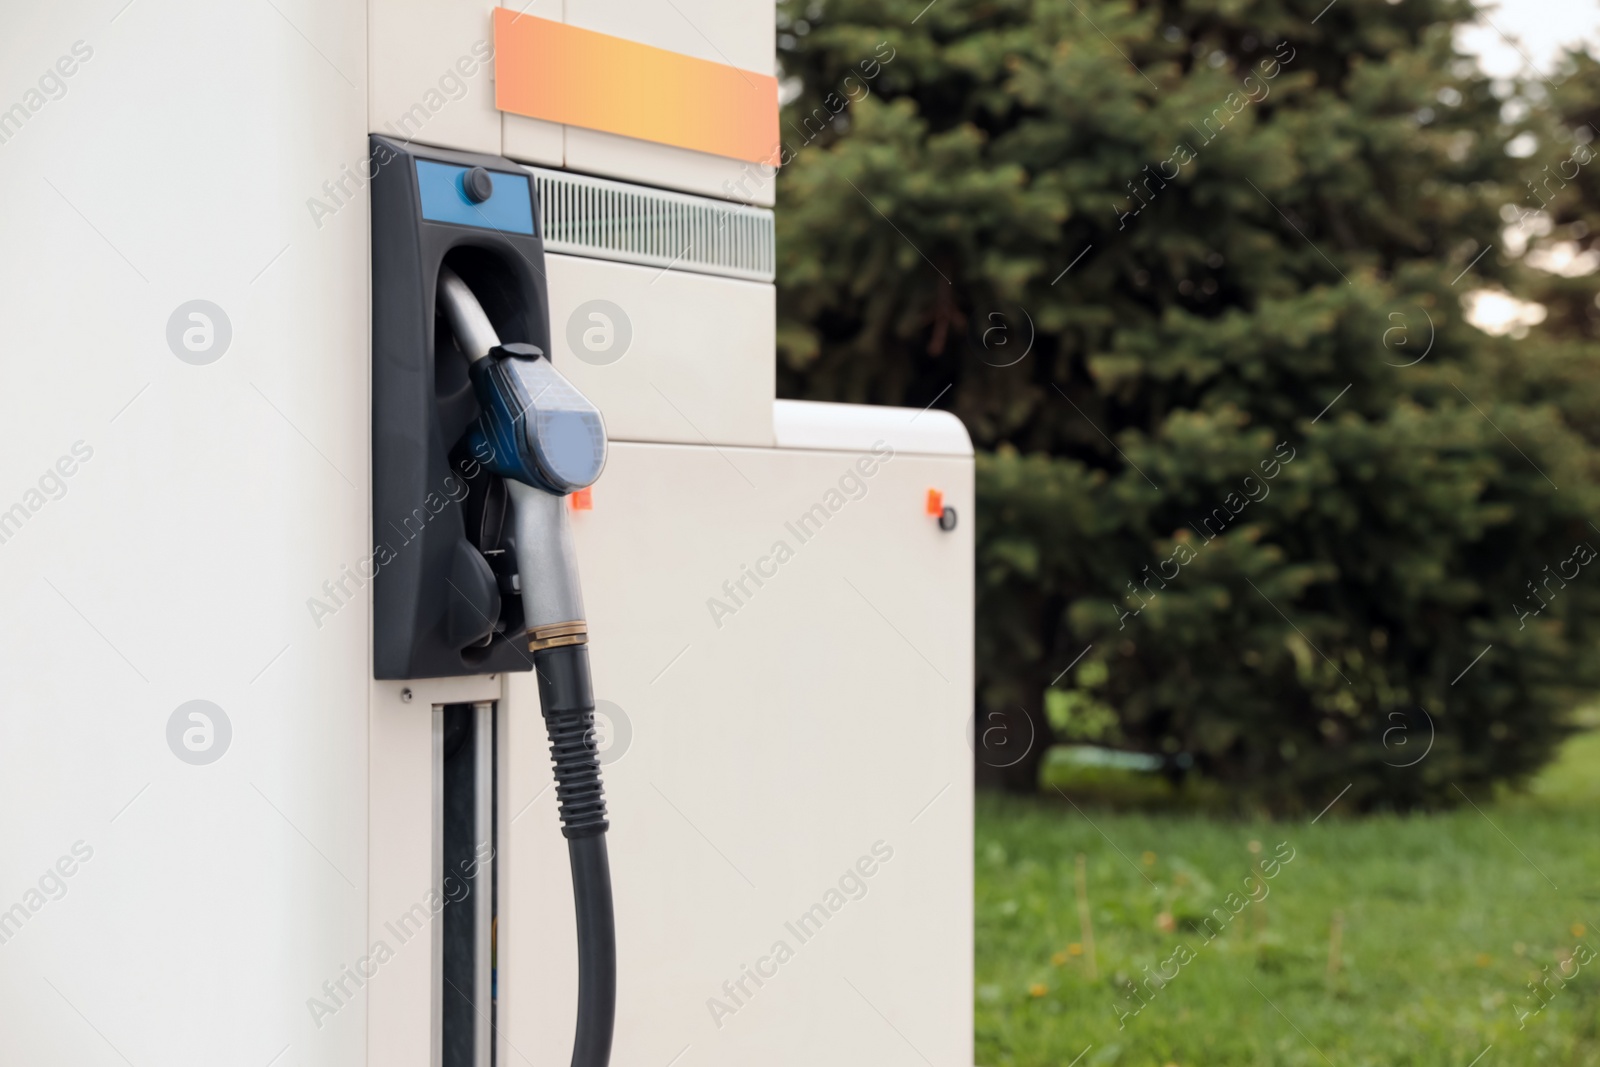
[535,642,616,1067]
[437,265,616,1067]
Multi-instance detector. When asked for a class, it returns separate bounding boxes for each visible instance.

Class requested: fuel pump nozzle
[438,266,616,1067]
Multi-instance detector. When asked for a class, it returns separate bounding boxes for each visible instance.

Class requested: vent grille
[527,167,774,283]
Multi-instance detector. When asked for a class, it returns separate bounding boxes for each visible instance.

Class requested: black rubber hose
[567,835,616,1067]
[534,644,615,1067]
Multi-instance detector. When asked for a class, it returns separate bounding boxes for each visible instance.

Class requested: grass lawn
[976,732,1600,1066]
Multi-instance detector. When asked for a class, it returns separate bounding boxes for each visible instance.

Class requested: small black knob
[463,166,494,203]
[939,506,958,532]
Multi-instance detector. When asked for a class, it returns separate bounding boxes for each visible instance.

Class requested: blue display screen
[415,160,536,235]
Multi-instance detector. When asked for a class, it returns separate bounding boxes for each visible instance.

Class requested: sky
[1457,0,1600,77]
[1450,2,1600,333]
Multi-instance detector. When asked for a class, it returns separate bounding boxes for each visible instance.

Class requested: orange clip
[925,488,944,516]
[570,487,594,511]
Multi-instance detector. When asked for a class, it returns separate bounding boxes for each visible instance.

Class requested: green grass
[976,733,1600,1066]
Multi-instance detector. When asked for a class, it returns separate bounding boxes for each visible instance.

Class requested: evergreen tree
[774,0,1600,808]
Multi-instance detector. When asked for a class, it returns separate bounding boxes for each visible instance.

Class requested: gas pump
[1,6,974,1067]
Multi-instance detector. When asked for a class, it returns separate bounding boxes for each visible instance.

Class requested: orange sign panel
[493,9,780,166]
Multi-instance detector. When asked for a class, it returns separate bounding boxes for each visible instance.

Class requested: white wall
[0,3,371,1065]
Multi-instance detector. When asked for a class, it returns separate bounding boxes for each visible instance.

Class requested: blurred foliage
[773,0,1600,808]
